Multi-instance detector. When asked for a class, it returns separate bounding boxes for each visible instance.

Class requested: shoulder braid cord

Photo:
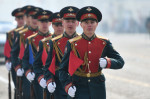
[8,33,13,47]
[53,41,64,62]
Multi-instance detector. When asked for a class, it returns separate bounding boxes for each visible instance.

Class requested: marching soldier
[44,6,79,99]
[4,7,25,99]
[11,6,42,99]
[59,6,125,99]
[33,12,64,99]
[12,5,35,43]
[22,10,53,99]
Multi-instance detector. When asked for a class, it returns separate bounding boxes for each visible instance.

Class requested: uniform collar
[28,26,38,31]
[63,32,78,39]
[38,31,50,37]
[82,33,96,41]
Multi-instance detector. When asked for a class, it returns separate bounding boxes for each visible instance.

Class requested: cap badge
[68,7,73,12]
[86,7,92,12]
[57,14,60,16]
[43,11,47,14]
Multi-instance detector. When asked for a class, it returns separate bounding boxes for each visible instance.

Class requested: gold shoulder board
[41,36,52,42]
[69,35,82,43]
[51,34,63,41]
[14,26,24,32]
[19,27,28,34]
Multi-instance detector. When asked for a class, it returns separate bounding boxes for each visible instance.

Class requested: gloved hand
[68,86,76,98]
[99,58,107,68]
[47,82,56,93]
[39,78,47,88]
[5,62,12,71]
[26,72,35,82]
[17,68,24,76]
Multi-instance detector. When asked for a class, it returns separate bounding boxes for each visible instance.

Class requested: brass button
[23,33,25,36]
[88,79,91,82]
[87,73,91,77]
[88,42,91,44]
[58,42,60,44]
[89,51,91,53]
[103,42,105,45]
[89,61,91,63]
[75,43,77,46]
[33,39,35,41]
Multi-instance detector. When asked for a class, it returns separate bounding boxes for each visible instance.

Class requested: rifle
[30,81,35,99]
[43,88,47,99]
[18,77,23,99]
[8,71,11,99]
[30,68,35,99]
[50,93,54,99]
[16,76,19,99]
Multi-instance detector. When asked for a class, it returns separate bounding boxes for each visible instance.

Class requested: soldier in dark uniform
[11,6,43,99]
[59,6,125,99]
[22,10,53,99]
[33,12,64,99]
[4,7,25,99]
[44,6,79,99]
[12,5,35,42]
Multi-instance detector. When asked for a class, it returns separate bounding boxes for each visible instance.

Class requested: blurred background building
[0,0,150,33]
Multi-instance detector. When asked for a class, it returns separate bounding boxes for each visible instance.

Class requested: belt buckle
[87,73,91,77]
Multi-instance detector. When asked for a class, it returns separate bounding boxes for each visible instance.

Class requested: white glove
[5,62,12,71]
[47,82,56,93]
[68,86,76,98]
[17,68,24,76]
[27,72,35,82]
[39,78,47,88]
[99,58,107,68]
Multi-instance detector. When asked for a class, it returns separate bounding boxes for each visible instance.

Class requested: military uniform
[11,6,43,99]
[22,10,52,99]
[59,6,125,99]
[4,7,25,99]
[33,12,64,99]
[44,6,79,99]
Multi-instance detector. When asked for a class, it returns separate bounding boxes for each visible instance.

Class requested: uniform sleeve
[22,39,32,76]
[33,41,44,83]
[105,40,125,69]
[59,41,73,93]
[44,40,54,84]
[11,33,21,71]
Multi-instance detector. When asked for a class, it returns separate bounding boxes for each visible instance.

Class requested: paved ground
[0,33,150,99]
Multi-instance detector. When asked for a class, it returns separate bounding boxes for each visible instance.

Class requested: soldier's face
[38,21,51,33]
[15,17,25,27]
[62,19,78,34]
[80,20,98,35]
[24,15,30,25]
[52,23,64,36]
[29,16,38,29]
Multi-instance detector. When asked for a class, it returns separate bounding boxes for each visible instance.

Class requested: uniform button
[23,33,25,36]
[89,51,91,53]
[89,61,91,63]
[75,43,77,46]
[33,39,35,41]
[103,42,105,45]
[88,79,91,82]
[47,43,49,45]
[58,42,60,44]
[88,42,91,44]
